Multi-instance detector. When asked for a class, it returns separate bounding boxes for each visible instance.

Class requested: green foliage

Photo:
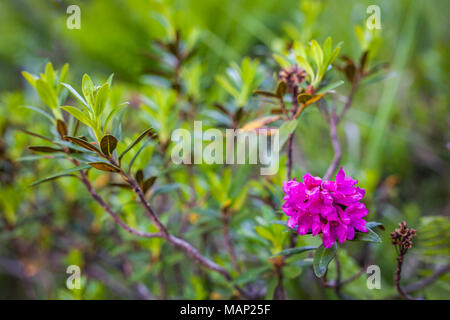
[313,243,337,277]
[0,0,448,300]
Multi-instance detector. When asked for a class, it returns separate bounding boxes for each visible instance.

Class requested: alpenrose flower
[282,167,369,248]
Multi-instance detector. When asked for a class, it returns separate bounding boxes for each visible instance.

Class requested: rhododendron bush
[0,0,448,301]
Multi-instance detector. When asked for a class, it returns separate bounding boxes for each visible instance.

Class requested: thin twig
[404,263,450,294]
[394,253,413,300]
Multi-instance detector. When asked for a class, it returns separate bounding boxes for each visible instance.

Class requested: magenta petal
[346,227,355,240]
[352,218,368,232]
[322,236,335,248]
[336,224,347,243]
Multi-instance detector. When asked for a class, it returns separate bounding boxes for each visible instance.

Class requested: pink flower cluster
[282,167,369,248]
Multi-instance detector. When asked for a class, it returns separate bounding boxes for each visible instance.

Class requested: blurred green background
[0,0,448,299]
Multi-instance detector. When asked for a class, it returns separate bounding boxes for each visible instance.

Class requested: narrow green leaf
[272,246,317,257]
[313,243,337,277]
[30,164,90,187]
[35,79,58,110]
[296,55,314,79]
[44,62,55,87]
[355,229,382,243]
[273,53,290,69]
[56,120,68,139]
[310,40,324,67]
[142,176,157,193]
[64,136,102,154]
[82,74,95,108]
[253,90,277,98]
[103,102,129,134]
[22,71,38,88]
[61,83,91,111]
[316,80,344,94]
[94,83,110,116]
[119,128,157,162]
[23,105,55,123]
[106,73,114,86]
[61,106,96,129]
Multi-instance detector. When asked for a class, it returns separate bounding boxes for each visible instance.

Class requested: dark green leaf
[143,176,157,193]
[355,229,382,243]
[29,146,64,153]
[254,90,277,98]
[135,169,144,186]
[100,134,118,156]
[65,136,102,154]
[56,120,68,139]
[275,80,287,98]
[313,243,337,277]
[297,93,313,104]
[88,161,121,172]
[366,221,385,231]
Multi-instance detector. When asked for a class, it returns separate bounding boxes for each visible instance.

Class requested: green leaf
[119,128,157,163]
[61,106,96,129]
[106,73,114,86]
[58,63,69,87]
[28,146,64,153]
[94,83,110,116]
[103,102,129,134]
[61,83,91,112]
[22,71,38,88]
[64,136,102,154]
[23,105,55,123]
[355,229,382,243]
[216,75,239,99]
[151,183,182,200]
[253,90,277,98]
[232,265,271,285]
[142,176,157,193]
[297,93,313,104]
[35,79,58,110]
[366,221,385,231]
[277,119,298,152]
[82,74,95,108]
[56,120,68,139]
[316,80,344,94]
[44,62,55,87]
[273,53,290,69]
[275,80,287,98]
[100,134,118,156]
[88,161,121,173]
[30,164,90,187]
[313,243,337,277]
[310,40,324,67]
[323,37,332,61]
[272,246,317,257]
[296,55,314,79]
